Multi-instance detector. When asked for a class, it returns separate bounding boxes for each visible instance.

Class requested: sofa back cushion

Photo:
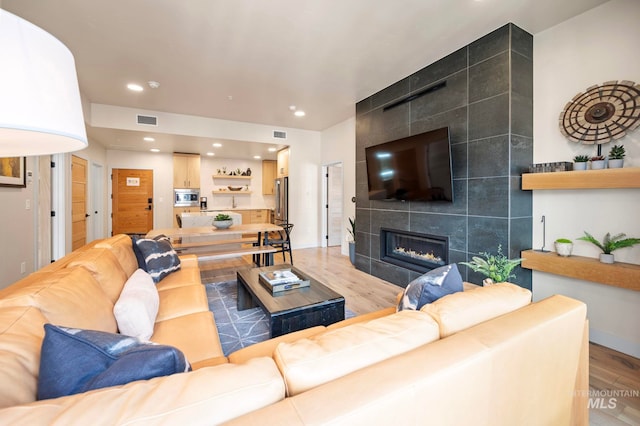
[67,248,128,303]
[0,306,48,408]
[0,267,118,333]
[420,282,532,338]
[95,234,139,277]
[274,310,439,396]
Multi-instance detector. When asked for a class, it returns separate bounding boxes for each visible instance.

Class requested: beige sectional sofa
[0,234,589,425]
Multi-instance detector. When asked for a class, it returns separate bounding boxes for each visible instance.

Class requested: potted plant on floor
[573,155,589,171]
[554,238,573,257]
[459,245,523,286]
[213,213,233,229]
[347,217,356,265]
[577,231,640,263]
[608,144,625,168]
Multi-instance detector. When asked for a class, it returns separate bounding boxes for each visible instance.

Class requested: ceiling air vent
[137,114,158,126]
[273,130,287,139]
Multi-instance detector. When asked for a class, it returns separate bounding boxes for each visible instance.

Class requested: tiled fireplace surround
[355,23,533,289]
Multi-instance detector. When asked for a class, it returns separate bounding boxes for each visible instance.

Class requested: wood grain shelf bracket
[521,249,640,291]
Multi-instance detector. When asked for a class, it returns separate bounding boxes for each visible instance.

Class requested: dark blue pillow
[131,235,148,270]
[133,235,181,283]
[37,324,190,400]
[397,264,463,311]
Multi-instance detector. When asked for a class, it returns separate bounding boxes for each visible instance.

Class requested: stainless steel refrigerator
[275,177,288,223]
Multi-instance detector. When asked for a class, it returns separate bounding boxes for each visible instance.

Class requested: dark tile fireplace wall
[355,23,533,289]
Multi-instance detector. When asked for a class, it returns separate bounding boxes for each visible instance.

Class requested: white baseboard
[590,328,640,358]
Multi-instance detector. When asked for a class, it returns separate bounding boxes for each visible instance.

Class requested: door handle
[146,205,153,211]
[85,213,90,218]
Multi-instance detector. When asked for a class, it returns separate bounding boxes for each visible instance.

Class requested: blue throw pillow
[397,264,463,311]
[133,235,181,283]
[37,324,190,400]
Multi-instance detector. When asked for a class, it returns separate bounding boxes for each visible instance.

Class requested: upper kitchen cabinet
[173,153,201,188]
[277,148,289,178]
[262,160,277,194]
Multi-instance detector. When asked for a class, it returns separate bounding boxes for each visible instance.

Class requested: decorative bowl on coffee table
[213,220,233,229]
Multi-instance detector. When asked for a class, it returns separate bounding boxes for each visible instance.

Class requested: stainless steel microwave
[174,188,200,207]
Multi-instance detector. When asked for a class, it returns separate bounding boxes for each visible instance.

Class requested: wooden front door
[71,155,88,250]
[112,169,153,235]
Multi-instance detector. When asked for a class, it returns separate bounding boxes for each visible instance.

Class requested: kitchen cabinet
[173,206,199,227]
[277,148,289,178]
[173,153,201,188]
[262,160,277,194]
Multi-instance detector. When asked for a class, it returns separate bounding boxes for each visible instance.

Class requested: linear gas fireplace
[380,228,448,273]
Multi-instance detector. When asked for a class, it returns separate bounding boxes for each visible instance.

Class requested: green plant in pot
[608,144,625,168]
[554,238,573,257]
[573,155,589,171]
[459,245,523,286]
[577,231,640,263]
[347,217,356,265]
[590,155,606,170]
[213,213,233,229]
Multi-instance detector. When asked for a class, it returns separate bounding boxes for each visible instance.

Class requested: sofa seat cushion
[114,269,159,340]
[67,248,128,304]
[95,234,139,276]
[152,311,224,363]
[398,264,463,311]
[0,306,48,408]
[420,282,532,338]
[155,285,208,322]
[38,324,190,400]
[274,309,440,396]
[155,267,202,291]
[0,267,117,333]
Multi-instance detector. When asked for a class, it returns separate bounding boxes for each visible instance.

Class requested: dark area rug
[206,281,356,356]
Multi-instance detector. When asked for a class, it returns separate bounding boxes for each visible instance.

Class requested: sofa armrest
[0,358,284,426]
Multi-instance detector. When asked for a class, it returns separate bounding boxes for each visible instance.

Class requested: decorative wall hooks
[559,80,640,144]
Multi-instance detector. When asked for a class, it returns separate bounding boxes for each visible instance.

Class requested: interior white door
[327,164,343,246]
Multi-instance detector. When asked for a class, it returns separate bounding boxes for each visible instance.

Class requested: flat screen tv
[365,127,453,202]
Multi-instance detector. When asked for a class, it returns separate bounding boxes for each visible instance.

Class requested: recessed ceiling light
[253,155,261,159]
[289,105,296,111]
[212,143,222,147]
[143,137,155,142]
[206,152,215,156]
[147,81,160,89]
[150,148,160,153]
[268,147,277,152]
[294,110,306,117]
[127,83,143,92]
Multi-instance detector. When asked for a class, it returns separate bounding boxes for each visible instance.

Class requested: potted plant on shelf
[573,155,589,171]
[213,213,233,229]
[347,217,356,265]
[459,245,523,286]
[554,238,573,257]
[608,144,625,168]
[590,155,606,170]
[577,231,640,263]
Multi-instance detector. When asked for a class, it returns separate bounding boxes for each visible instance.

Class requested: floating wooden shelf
[212,190,252,194]
[521,167,640,190]
[521,249,640,291]
[213,175,252,180]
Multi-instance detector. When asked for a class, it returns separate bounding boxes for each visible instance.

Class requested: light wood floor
[199,246,640,425]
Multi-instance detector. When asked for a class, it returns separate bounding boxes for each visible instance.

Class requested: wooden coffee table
[236,264,345,337]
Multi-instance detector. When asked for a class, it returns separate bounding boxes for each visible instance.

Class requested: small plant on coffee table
[460,245,523,285]
[214,213,232,221]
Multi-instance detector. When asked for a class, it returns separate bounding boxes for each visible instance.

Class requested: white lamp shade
[0,9,87,156]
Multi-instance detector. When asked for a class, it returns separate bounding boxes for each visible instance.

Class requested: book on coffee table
[259,268,310,293]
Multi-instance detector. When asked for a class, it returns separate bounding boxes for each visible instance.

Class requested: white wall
[533,0,640,357]
[321,117,356,256]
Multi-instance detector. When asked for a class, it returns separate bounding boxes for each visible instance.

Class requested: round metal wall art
[559,80,640,144]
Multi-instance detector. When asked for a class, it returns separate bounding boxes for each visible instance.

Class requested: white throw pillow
[113,269,159,341]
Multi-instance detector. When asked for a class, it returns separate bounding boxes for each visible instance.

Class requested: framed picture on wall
[0,157,26,187]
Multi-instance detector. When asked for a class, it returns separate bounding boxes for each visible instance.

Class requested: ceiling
[3,0,608,158]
